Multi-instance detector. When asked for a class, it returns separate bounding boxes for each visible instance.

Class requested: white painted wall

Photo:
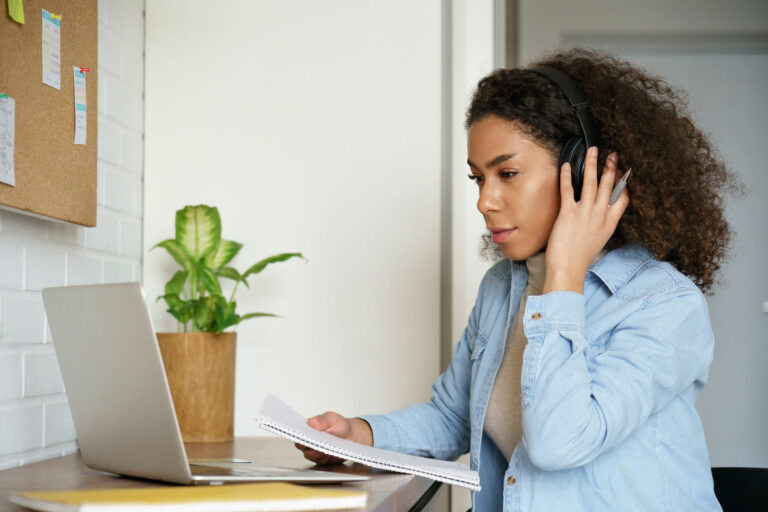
[144,1,443,435]
[450,1,497,352]
[0,0,145,470]
[518,0,768,64]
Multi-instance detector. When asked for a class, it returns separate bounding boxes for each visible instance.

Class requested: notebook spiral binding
[258,418,481,492]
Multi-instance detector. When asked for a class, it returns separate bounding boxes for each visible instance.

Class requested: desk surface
[0,437,446,511]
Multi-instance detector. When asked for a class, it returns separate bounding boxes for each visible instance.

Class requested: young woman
[296,48,736,511]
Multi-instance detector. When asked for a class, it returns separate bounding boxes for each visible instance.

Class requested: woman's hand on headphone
[543,147,629,294]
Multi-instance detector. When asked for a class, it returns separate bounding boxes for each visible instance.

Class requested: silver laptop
[41,282,368,485]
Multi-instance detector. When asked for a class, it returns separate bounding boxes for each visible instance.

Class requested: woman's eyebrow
[466,153,519,169]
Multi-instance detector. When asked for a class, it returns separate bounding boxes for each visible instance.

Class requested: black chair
[712,467,768,512]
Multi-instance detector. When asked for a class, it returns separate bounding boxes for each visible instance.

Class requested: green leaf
[158,294,194,326]
[176,205,222,260]
[243,253,304,279]
[204,240,243,270]
[165,270,188,295]
[152,239,193,270]
[214,299,239,332]
[198,264,222,295]
[193,296,218,332]
[158,293,184,309]
[217,266,241,281]
[188,264,200,298]
[238,312,279,324]
[217,266,250,288]
[176,301,195,324]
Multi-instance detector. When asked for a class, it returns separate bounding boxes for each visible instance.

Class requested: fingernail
[609,152,618,163]
[589,146,598,157]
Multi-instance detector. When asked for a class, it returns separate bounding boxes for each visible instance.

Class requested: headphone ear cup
[559,136,586,201]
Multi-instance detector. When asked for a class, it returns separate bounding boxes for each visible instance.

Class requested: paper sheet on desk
[257,393,481,491]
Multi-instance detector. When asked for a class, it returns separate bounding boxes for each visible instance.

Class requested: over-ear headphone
[529,65,598,201]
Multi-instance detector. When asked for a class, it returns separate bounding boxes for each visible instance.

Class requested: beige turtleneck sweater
[483,251,546,461]
[484,250,606,460]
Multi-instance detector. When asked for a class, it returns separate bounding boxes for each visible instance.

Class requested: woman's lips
[491,228,516,243]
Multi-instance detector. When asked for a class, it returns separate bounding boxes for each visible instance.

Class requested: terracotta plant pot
[156,332,236,442]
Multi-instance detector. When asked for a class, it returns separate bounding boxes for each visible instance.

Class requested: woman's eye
[500,171,518,179]
[467,173,483,184]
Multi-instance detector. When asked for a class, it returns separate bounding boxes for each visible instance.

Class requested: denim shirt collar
[587,244,654,293]
[506,244,654,300]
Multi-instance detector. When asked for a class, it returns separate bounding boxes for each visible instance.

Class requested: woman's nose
[477,180,503,214]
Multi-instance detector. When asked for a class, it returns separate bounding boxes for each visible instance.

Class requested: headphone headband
[529,65,597,149]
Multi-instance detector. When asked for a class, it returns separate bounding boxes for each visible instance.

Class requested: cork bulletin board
[0,0,97,226]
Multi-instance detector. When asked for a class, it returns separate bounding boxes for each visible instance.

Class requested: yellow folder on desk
[10,482,367,511]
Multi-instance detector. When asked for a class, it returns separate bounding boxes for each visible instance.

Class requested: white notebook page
[257,393,481,491]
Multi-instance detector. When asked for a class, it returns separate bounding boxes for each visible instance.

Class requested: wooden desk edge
[0,437,444,512]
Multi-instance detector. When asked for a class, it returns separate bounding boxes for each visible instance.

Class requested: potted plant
[153,204,303,442]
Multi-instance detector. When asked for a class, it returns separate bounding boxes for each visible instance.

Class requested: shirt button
[531,312,542,320]
[507,475,516,485]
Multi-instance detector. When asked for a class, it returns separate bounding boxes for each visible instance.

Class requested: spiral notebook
[257,393,481,492]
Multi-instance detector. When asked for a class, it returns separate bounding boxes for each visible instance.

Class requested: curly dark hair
[466,47,743,293]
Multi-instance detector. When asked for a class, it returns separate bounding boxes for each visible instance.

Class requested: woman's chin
[498,241,546,261]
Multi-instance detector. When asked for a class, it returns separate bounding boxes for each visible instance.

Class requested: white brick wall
[0,0,145,470]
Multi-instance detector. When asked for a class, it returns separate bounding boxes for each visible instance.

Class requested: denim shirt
[361,245,721,511]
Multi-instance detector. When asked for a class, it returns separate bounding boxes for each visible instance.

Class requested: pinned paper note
[0,95,16,187]
[73,67,87,145]
[8,0,25,24]
[42,9,61,90]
